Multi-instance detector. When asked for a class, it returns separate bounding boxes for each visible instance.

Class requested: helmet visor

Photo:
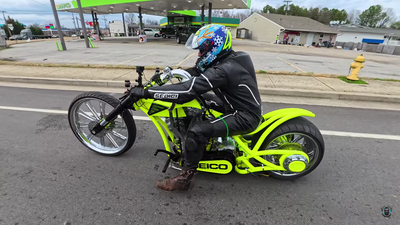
[185,33,200,50]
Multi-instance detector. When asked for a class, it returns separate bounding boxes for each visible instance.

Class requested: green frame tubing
[134,98,315,175]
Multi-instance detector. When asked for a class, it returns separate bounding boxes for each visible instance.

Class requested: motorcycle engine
[165,107,237,154]
[164,107,202,141]
[210,137,236,152]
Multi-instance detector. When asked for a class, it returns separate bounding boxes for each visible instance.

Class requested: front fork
[90,94,134,135]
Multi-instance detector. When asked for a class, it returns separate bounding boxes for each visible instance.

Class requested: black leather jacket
[144,50,262,119]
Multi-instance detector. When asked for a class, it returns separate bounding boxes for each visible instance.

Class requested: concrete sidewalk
[1,64,400,103]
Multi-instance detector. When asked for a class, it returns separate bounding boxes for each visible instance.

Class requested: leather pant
[183,93,261,169]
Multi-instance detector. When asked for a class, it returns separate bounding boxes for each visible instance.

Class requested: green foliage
[258,70,267,74]
[338,76,368,84]
[331,9,348,23]
[4,16,25,38]
[309,7,320,21]
[29,24,43,35]
[390,21,400,30]
[262,5,276,14]
[358,5,393,28]
[261,4,348,25]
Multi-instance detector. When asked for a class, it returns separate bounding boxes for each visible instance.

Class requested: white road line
[0,106,151,121]
[0,106,399,140]
[320,130,400,141]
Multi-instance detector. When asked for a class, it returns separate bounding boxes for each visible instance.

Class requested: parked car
[9,35,23,40]
[143,28,161,37]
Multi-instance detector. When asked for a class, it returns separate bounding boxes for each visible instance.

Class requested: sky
[0,0,399,29]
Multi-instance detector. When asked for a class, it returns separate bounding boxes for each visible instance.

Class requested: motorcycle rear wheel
[68,92,136,156]
[256,117,324,180]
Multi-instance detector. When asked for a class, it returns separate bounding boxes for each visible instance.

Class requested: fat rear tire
[259,117,324,180]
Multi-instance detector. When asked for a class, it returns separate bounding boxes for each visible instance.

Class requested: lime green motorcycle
[68,66,324,180]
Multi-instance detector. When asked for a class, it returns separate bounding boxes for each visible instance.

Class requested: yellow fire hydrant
[347,54,365,81]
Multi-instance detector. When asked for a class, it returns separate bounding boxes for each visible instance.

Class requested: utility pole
[2,11,12,37]
[283,0,292,15]
[103,16,108,37]
[72,13,77,33]
[76,16,80,31]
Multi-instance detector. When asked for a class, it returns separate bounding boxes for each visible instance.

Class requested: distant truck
[20,29,35,39]
[160,27,176,39]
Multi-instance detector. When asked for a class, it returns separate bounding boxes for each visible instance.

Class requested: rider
[130,24,262,191]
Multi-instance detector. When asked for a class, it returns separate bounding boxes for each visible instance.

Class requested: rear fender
[248,108,315,152]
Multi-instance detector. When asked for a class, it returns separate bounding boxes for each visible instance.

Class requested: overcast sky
[0,0,399,28]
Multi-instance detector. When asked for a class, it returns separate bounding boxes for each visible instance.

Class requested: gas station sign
[174,17,185,24]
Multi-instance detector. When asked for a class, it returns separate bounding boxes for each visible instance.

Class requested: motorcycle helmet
[185,24,232,72]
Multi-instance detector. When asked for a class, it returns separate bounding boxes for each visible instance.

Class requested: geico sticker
[154,93,179,99]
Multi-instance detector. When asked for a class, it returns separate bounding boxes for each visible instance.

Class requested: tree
[29,23,44,35]
[124,13,136,25]
[358,5,395,28]
[318,7,332,25]
[347,9,361,24]
[276,5,286,15]
[287,4,309,17]
[263,5,276,14]
[5,16,25,36]
[144,19,159,25]
[390,21,400,30]
[331,9,348,23]
[376,8,396,28]
[309,7,320,21]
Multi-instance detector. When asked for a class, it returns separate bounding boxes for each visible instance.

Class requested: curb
[0,60,343,78]
[259,88,400,103]
[0,76,123,88]
[1,76,400,104]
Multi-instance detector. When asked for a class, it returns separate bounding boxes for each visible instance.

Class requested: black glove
[129,87,148,102]
[151,73,165,86]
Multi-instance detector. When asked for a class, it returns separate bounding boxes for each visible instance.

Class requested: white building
[109,20,128,37]
[336,24,400,46]
[238,13,338,46]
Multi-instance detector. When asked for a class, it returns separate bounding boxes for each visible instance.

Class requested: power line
[30,0,48,6]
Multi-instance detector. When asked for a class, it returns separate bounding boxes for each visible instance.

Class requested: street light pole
[49,0,67,50]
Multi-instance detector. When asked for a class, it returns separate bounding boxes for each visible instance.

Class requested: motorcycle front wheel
[68,92,136,156]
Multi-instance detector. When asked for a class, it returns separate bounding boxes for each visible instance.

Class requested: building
[109,20,129,36]
[238,13,338,45]
[160,16,240,38]
[336,24,400,46]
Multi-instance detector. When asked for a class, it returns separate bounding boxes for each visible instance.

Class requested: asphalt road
[0,86,399,225]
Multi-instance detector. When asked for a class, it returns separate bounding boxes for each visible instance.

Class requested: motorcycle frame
[132,98,315,175]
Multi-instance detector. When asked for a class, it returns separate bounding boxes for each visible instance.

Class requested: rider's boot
[156,168,197,191]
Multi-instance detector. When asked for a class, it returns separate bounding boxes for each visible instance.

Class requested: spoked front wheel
[68,92,136,156]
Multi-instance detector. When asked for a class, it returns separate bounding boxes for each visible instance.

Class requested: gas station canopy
[56,0,252,16]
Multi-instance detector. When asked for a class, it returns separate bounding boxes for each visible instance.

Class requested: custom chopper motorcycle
[67,66,324,180]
